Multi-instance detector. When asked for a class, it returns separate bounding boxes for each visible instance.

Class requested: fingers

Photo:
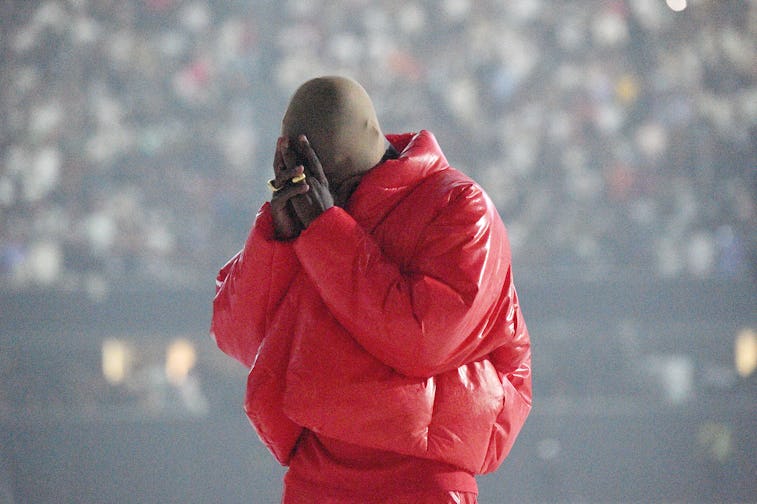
[272,138,284,175]
[298,135,327,185]
[273,137,306,189]
[280,137,300,174]
[270,177,309,208]
[270,136,332,229]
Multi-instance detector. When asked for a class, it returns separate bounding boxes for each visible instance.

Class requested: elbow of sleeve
[210,296,255,368]
[210,325,253,368]
[385,339,459,378]
[210,318,238,364]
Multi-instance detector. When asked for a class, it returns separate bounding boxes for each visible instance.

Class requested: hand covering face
[281,76,386,187]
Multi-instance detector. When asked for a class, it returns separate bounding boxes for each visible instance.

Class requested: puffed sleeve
[293,184,512,377]
[210,203,299,367]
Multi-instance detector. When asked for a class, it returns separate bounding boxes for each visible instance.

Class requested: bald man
[211,76,532,503]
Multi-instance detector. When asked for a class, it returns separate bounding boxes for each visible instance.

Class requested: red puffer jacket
[211,130,532,475]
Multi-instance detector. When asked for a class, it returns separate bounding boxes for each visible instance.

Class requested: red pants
[282,486,477,503]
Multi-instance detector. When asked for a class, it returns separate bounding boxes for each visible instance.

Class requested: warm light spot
[735,328,756,378]
[666,0,687,12]
[102,338,132,385]
[165,338,197,385]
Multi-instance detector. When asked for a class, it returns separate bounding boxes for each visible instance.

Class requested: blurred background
[0,0,754,502]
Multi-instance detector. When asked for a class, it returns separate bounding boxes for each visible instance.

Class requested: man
[211,76,532,503]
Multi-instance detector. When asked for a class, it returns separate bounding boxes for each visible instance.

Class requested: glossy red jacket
[211,130,532,474]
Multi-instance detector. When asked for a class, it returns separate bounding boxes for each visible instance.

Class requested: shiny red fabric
[211,131,532,493]
[283,431,477,502]
[283,481,477,504]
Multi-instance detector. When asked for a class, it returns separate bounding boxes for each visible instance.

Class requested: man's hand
[270,135,334,239]
[288,135,334,227]
[270,137,309,240]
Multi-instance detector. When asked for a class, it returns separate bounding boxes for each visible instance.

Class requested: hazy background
[1,0,755,502]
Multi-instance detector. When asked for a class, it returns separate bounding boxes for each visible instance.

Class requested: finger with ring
[268,173,307,193]
[267,179,283,192]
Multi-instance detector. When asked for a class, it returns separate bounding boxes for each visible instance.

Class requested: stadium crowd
[1,0,754,290]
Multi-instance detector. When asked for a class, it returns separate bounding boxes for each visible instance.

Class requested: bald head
[282,76,386,184]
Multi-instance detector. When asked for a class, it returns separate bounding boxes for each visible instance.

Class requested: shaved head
[282,76,386,183]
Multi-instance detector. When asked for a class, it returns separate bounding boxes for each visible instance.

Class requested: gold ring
[267,173,306,193]
[267,179,283,192]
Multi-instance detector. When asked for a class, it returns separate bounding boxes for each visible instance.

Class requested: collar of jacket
[345,130,450,226]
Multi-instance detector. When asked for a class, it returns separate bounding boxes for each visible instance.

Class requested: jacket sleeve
[210,203,299,368]
[293,185,512,378]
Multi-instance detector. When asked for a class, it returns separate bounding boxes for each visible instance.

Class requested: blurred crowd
[1,0,754,290]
